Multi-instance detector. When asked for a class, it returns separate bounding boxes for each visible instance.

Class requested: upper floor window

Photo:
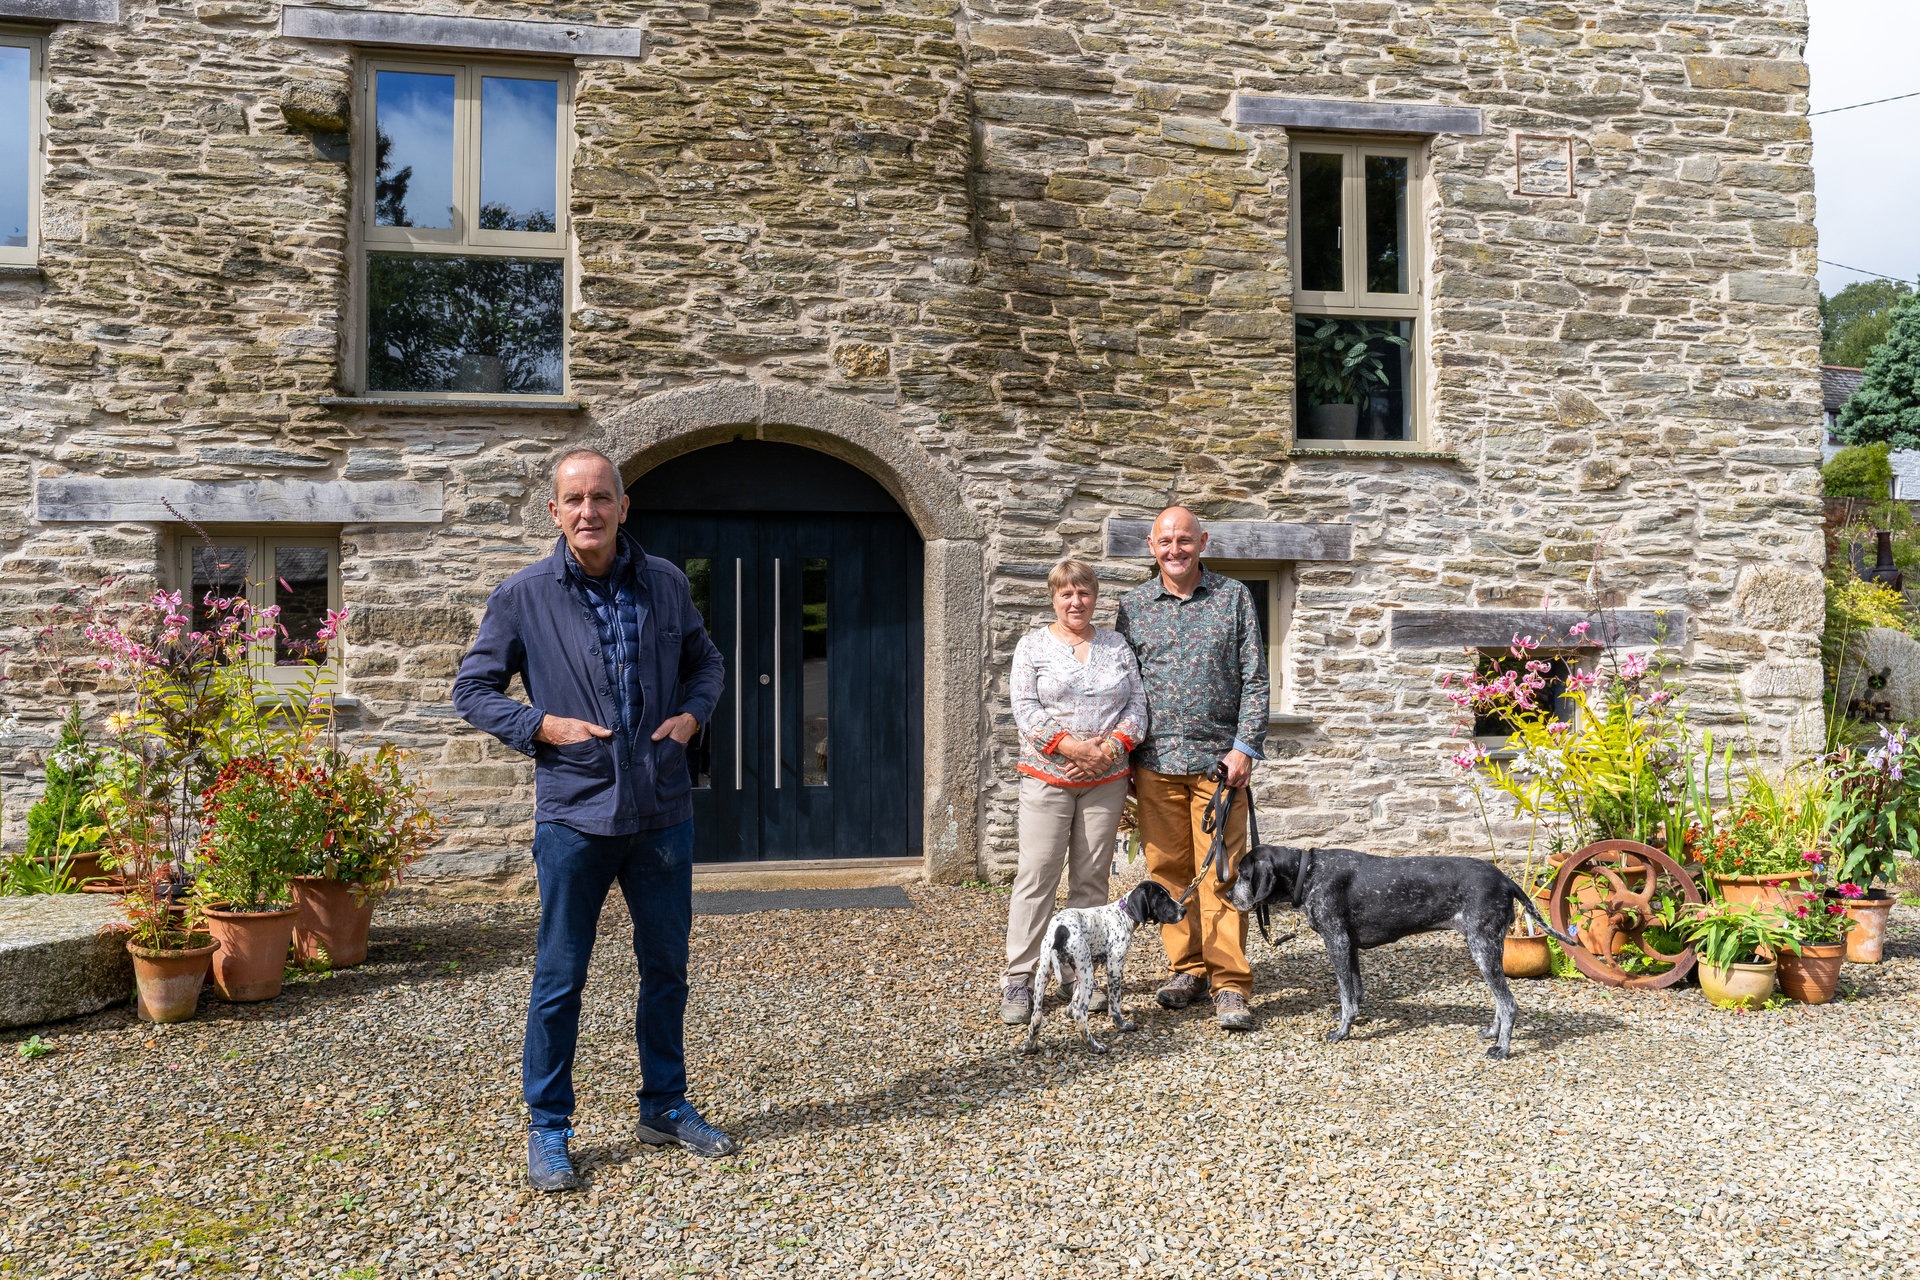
[1290,137,1425,445]
[175,531,343,691]
[0,34,42,266]
[357,59,571,398]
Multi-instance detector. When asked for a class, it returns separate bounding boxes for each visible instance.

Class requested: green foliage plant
[1296,318,1410,407]
[1821,443,1893,500]
[194,757,318,911]
[1823,724,1920,893]
[1838,294,1920,449]
[0,849,76,896]
[1782,886,1855,946]
[1823,279,1914,367]
[24,704,105,877]
[1681,900,1802,971]
[16,1035,51,1060]
[299,745,442,898]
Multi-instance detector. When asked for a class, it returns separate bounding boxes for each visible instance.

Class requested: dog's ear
[1119,883,1147,925]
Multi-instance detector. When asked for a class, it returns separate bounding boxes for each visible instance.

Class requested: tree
[1821,279,1914,368]
[1822,443,1893,500]
[1838,296,1920,449]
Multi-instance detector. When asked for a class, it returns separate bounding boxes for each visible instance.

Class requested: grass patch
[130,1197,264,1273]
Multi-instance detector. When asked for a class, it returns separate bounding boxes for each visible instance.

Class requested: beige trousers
[1136,766,1250,996]
[1003,774,1129,987]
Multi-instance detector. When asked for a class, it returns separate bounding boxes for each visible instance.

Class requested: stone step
[0,894,134,1030]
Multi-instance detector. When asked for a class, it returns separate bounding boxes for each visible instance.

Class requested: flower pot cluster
[14,580,440,1023]
[1448,624,1911,994]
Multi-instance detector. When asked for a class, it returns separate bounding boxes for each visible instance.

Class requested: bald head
[1148,505,1207,595]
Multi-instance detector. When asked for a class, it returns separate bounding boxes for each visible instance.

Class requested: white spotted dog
[1024,881,1187,1054]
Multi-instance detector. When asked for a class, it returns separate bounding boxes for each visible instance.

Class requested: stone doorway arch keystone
[583,383,984,883]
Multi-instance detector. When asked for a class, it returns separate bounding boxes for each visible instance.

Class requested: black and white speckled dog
[1023,881,1187,1054]
[1226,845,1580,1059]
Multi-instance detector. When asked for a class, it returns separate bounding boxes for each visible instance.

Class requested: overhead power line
[1810,89,1920,116]
[1820,259,1917,284]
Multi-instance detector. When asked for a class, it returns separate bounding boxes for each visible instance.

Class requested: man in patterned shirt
[1116,506,1269,1031]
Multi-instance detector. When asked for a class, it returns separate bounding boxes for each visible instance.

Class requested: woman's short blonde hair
[1046,557,1099,598]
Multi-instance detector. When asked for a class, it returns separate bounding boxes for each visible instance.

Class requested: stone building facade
[1,0,1827,886]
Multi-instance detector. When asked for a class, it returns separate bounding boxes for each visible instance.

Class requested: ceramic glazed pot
[1777,942,1847,1004]
[127,939,219,1023]
[1698,959,1777,1010]
[1708,872,1813,912]
[290,877,376,969]
[1842,894,1896,964]
[1502,933,1553,979]
[202,905,298,1002]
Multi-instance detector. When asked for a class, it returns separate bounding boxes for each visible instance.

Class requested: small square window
[1473,651,1575,747]
[357,59,571,399]
[176,532,343,690]
[0,35,43,266]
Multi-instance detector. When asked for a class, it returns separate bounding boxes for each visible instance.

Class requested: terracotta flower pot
[1503,932,1553,979]
[127,939,219,1023]
[1842,895,1896,964]
[202,905,298,1002]
[1707,871,1814,911]
[1698,959,1777,1010]
[1777,942,1847,1004]
[290,877,376,969]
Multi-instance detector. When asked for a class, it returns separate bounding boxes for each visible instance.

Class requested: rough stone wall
[0,1,1825,886]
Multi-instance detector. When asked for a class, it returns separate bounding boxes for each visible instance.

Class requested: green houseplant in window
[1295,318,1409,440]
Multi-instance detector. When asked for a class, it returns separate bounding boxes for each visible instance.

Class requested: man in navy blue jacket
[453,448,731,1191]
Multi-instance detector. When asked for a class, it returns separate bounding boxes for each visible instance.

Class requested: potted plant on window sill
[291,742,440,969]
[196,757,308,1002]
[1296,319,1407,440]
[1681,900,1800,1010]
[1822,725,1919,963]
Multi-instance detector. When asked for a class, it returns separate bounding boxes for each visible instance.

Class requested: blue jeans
[524,819,694,1131]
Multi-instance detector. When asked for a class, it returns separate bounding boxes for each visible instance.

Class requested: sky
[374,70,557,232]
[1809,0,1920,295]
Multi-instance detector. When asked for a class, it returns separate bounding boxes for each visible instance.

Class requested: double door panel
[637,512,922,862]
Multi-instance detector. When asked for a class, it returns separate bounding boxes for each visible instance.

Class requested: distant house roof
[1823,365,1866,416]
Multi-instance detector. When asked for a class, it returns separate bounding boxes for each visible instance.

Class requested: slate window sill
[1269,713,1316,730]
[1288,447,1463,463]
[0,264,45,280]
[318,396,585,413]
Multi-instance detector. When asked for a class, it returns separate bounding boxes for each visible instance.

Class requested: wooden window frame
[1288,134,1430,449]
[348,55,574,400]
[1213,562,1295,722]
[0,31,43,267]
[173,529,344,691]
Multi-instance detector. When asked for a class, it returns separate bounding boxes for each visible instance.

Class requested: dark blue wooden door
[634,510,922,862]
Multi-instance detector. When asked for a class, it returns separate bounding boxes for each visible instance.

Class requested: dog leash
[1181,765,1242,906]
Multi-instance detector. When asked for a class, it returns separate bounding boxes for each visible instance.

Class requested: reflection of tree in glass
[374,128,414,228]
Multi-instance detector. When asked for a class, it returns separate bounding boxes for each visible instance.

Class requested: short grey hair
[552,447,621,493]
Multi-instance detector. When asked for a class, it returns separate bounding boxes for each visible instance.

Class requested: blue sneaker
[527,1127,582,1192]
[635,1103,737,1158]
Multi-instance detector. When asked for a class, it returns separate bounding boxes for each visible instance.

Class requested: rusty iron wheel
[1548,839,1703,990]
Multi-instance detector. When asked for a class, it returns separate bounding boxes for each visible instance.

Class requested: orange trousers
[1135,766,1250,996]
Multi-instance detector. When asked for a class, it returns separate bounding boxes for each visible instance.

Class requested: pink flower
[1802,850,1823,864]
[1567,620,1591,639]
[1839,882,1866,899]
[1619,652,1649,680]
[1450,748,1485,770]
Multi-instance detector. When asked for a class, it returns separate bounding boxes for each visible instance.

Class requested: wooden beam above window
[281,5,643,59]
[1233,95,1483,137]
[1105,519,1353,562]
[1388,609,1686,650]
[0,0,117,23]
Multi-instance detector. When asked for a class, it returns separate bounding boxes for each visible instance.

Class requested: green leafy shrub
[24,705,104,868]
[1821,443,1893,500]
[1838,295,1920,448]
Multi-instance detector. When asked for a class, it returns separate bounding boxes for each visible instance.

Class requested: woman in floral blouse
[999,557,1149,1024]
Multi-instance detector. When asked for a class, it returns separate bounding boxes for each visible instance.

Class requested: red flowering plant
[1781,885,1855,947]
[297,745,442,901]
[195,757,322,911]
[1697,804,1812,880]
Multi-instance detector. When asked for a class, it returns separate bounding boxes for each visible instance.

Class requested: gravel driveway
[4,885,1916,1279]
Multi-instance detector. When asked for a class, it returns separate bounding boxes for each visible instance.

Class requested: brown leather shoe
[1155,971,1209,1010]
[1214,990,1255,1032]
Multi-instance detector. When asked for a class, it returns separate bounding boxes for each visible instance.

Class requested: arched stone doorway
[582,384,984,881]
[629,442,923,864]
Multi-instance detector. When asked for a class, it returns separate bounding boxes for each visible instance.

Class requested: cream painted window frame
[1288,134,1429,448]
[0,32,43,267]
[350,56,574,400]
[1210,562,1295,721]
[173,530,344,691]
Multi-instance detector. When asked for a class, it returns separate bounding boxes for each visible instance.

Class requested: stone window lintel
[0,1,118,25]
[1232,94,1484,137]
[35,476,446,525]
[1104,518,1353,563]
[280,5,643,60]
[1388,609,1687,651]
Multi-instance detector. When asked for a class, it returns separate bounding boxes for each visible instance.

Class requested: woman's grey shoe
[1000,981,1034,1024]
[1214,990,1255,1031]
[1057,965,1108,1012]
[1155,971,1209,1010]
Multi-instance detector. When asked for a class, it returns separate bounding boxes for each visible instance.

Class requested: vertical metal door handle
[772,557,782,790]
[733,557,743,791]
